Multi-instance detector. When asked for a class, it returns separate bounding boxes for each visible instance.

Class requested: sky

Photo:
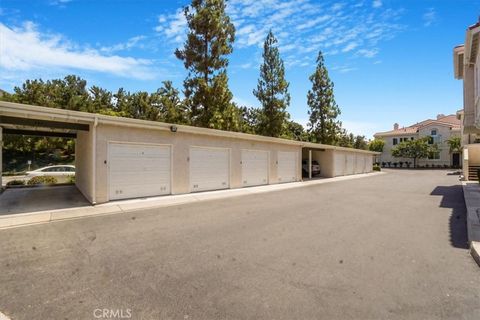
[0,0,479,138]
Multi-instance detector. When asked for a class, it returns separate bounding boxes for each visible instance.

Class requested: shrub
[27,176,58,185]
[373,164,381,171]
[68,175,75,184]
[6,180,25,186]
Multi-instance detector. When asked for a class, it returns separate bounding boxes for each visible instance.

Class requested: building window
[428,151,440,160]
[393,138,398,145]
[411,137,414,140]
[431,129,437,136]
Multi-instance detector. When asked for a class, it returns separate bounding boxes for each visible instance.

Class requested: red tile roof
[374,114,460,137]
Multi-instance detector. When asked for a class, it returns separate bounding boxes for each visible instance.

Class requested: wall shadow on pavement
[430,185,469,249]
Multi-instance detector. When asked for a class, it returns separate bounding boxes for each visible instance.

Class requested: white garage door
[334,153,345,176]
[190,147,229,192]
[365,156,373,173]
[241,150,268,187]
[355,155,365,174]
[346,154,355,175]
[277,151,297,183]
[109,143,171,200]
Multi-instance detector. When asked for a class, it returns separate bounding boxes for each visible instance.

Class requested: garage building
[0,102,378,204]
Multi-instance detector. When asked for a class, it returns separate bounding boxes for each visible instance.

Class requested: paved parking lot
[0,170,478,320]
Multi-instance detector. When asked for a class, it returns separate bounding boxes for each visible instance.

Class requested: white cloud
[100,35,146,53]
[372,0,382,8]
[423,8,436,27]
[357,48,378,58]
[331,65,357,73]
[152,0,405,69]
[342,42,359,52]
[154,9,188,44]
[0,22,155,80]
[49,0,72,7]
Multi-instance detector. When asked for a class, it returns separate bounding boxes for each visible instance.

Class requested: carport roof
[0,101,379,155]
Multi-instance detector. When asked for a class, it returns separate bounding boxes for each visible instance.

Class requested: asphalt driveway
[0,170,478,320]
[0,185,90,215]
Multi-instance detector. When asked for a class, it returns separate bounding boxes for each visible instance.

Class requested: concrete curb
[461,182,480,267]
[0,171,386,230]
[471,241,480,268]
[461,182,480,242]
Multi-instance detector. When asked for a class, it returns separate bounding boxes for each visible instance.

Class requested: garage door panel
[109,143,171,200]
[346,154,355,175]
[242,150,268,187]
[355,156,365,174]
[277,151,297,183]
[190,147,229,192]
[334,153,345,176]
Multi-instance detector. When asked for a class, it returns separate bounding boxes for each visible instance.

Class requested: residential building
[454,19,480,179]
[373,114,461,167]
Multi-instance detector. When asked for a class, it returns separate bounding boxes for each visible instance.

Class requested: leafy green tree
[239,106,261,134]
[307,51,341,145]
[89,86,115,114]
[253,30,290,137]
[175,0,237,130]
[353,135,368,150]
[153,81,189,124]
[446,136,462,154]
[335,130,354,148]
[283,121,311,141]
[391,137,435,168]
[368,138,385,152]
[7,75,90,111]
[127,91,160,121]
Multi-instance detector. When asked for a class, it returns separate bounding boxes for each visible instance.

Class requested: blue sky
[0,0,479,138]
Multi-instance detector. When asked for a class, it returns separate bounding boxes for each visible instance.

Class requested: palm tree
[447,136,462,154]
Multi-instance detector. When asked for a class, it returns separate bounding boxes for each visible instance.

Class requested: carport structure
[1,101,379,205]
[0,102,94,193]
[301,142,375,179]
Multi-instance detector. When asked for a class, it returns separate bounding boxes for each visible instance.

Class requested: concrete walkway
[0,172,385,229]
[461,181,480,266]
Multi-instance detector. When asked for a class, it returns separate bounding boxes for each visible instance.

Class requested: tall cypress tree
[253,30,290,137]
[307,51,341,145]
[175,0,238,130]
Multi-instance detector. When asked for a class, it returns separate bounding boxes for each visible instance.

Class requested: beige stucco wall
[417,124,460,166]
[377,134,417,163]
[94,124,302,203]
[333,151,373,177]
[377,124,461,166]
[75,128,94,203]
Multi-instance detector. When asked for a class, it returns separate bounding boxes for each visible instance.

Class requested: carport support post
[308,149,312,179]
